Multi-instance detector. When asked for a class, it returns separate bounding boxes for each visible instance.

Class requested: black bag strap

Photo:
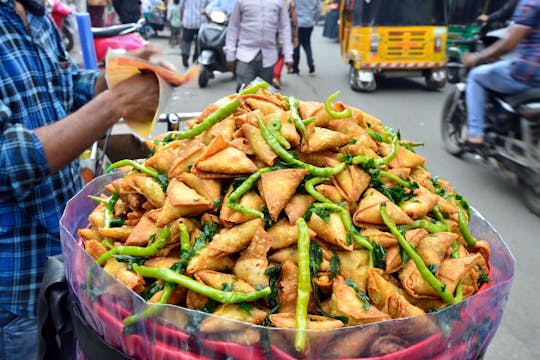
[70,305,132,360]
[37,254,74,360]
[37,254,131,360]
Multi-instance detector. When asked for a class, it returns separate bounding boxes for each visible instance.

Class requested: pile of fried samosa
[78,85,491,356]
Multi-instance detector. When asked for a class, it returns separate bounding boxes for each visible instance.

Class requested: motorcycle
[441,29,540,216]
[197,9,229,88]
[140,0,167,39]
[48,0,75,52]
[92,18,148,65]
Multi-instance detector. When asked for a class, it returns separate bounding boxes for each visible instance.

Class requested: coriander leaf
[309,242,323,276]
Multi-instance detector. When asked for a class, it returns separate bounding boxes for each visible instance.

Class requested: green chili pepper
[122,283,175,326]
[304,177,333,203]
[380,203,457,304]
[106,159,169,192]
[454,193,472,219]
[340,134,399,169]
[295,218,311,352]
[88,195,108,205]
[379,171,418,190]
[165,82,268,141]
[458,207,477,247]
[96,226,171,266]
[89,192,120,249]
[123,224,192,327]
[402,220,450,234]
[104,192,119,227]
[267,119,291,149]
[288,96,308,141]
[88,192,119,229]
[324,91,352,119]
[365,128,392,143]
[179,223,191,252]
[453,282,463,303]
[313,203,373,254]
[106,159,158,177]
[226,167,274,219]
[432,206,447,226]
[257,116,345,177]
[101,239,114,249]
[132,264,271,303]
[450,241,460,259]
[302,117,316,126]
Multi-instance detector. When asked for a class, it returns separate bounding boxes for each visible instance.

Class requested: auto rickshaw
[339,0,448,91]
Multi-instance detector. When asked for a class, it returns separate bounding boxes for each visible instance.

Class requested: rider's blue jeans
[466,60,531,137]
[0,307,38,360]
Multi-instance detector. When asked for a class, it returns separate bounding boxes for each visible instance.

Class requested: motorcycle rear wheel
[441,87,467,156]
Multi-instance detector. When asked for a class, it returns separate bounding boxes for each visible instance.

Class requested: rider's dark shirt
[511,0,540,86]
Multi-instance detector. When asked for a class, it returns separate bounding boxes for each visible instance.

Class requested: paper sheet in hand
[105,50,199,139]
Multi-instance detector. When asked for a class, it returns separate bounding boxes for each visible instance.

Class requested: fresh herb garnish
[344,279,371,310]
[372,244,386,269]
[309,242,323,276]
[109,218,126,228]
[329,253,340,279]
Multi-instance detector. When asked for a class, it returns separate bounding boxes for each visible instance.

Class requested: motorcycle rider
[462,0,540,146]
[477,0,519,30]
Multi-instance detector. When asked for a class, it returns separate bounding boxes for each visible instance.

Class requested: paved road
[122,26,538,359]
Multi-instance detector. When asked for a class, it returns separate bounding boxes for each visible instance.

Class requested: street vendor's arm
[35,43,164,173]
[34,72,159,174]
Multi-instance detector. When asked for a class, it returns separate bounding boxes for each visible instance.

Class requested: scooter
[441,29,540,216]
[92,18,148,65]
[48,0,75,52]
[197,9,229,88]
[140,0,167,39]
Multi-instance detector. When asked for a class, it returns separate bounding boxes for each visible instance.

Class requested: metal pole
[73,0,97,70]
[75,13,98,70]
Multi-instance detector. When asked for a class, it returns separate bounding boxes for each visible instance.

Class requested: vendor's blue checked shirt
[0,0,98,316]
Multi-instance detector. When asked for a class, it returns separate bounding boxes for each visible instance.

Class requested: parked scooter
[197,9,229,88]
[441,28,540,216]
[48,0,75,52]
[92,18,148,65]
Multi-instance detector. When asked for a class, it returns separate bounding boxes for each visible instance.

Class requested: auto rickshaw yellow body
[340,0,448,91]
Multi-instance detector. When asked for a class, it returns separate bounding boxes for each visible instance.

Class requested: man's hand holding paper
[105,46,199,138]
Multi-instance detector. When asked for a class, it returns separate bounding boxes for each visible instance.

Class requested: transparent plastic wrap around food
[60,173,515,360]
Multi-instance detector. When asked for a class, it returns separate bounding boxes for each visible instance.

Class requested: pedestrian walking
[273,0,298,89]
[291,0,321,74]
[168,0,182,46]
[180,0,209,68]
[224,0,293,91]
